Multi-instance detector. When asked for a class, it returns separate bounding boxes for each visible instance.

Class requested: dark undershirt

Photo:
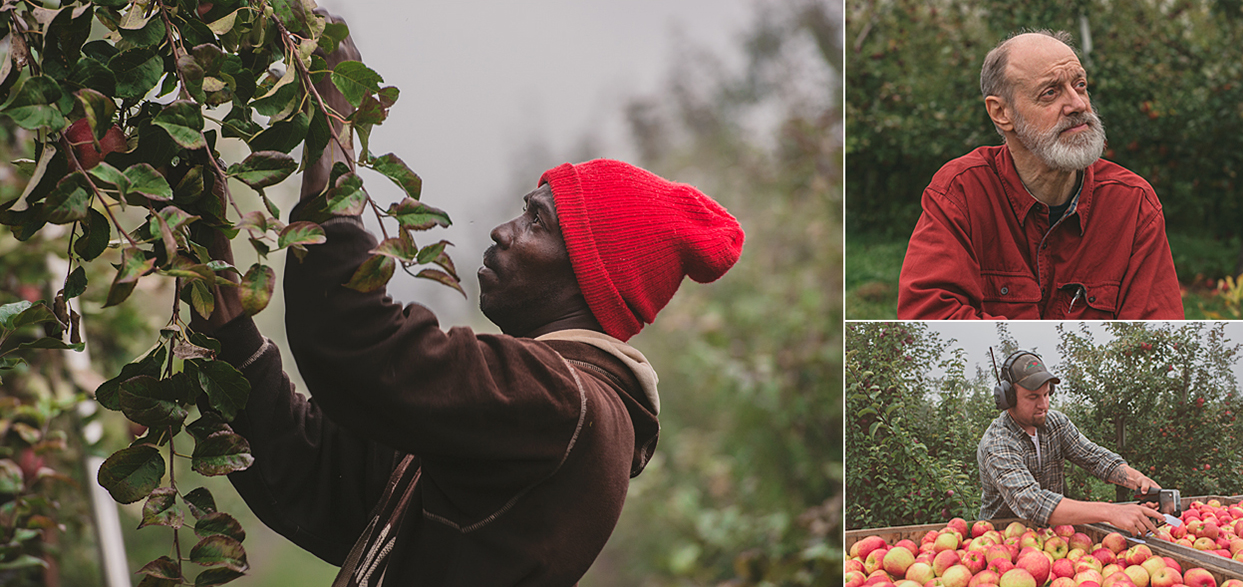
[1048,199,1072,225]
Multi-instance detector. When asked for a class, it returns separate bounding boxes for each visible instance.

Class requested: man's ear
[985,95,1015,133]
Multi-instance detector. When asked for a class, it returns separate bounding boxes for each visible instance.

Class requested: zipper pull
[1068,286,1084,313]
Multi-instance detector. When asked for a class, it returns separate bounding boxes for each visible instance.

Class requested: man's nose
[489,219,514,247]
[1064,84,1088,114]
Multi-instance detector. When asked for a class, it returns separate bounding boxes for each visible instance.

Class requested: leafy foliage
[0,0,457,582]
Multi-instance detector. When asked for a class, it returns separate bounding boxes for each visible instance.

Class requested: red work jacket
[897,145,1184,320]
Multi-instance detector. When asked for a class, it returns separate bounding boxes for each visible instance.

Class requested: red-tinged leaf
[189,535,248,572]
[104,248,156,308]
[182,486,218,519]
[0,460,22,494]
[194,567,245,587]
[75,88,116,141]
[173,339,216,361]
[189,359,249,421]
[156,205,198,233]
[344,254,395,293]
[139,487,184,530]
[326,172,366,216]
[387,197,449,231]
[186,413,231,444]
[236,210,271,236]
[369,153,422,200]
[416,240,450,265]
[377,86,399,109]
[191,431,253,476]
[153,210,178,260]
[228,150,297,190]
[95,346,167,411]
[373,233,418,262]
[0,301,58,332]
[277,221,326,249]
[416,268,465,298]
[194,512,246,542]
[45,172,92,224]
[137,556,181,580]
[431,250,459,280]
[124,163,173,201]
[239,263,274,316]
[119,375,188,429]
[97,445,165,504]
[137,574,179,587]
[153,100,205,149]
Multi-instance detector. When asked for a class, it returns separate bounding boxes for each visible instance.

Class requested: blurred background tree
[582,1,843,584]
[846,321,1243,532]
[845,0,1243,318]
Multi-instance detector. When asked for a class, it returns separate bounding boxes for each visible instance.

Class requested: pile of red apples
[1151,499,1243,561]
[845,517,1233,587]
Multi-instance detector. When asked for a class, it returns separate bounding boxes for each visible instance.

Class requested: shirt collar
[997,145,1093,235]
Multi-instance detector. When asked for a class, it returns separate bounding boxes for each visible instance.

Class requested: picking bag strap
[333,454,420,587]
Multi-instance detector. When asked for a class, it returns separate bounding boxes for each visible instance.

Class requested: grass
[845,230,1243,320]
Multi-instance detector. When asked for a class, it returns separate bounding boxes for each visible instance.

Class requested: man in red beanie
[191,20,743,587]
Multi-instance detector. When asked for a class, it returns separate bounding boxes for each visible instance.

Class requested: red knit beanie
[540,159,745,342]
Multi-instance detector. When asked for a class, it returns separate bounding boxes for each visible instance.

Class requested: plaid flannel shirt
[976,409,1127,526]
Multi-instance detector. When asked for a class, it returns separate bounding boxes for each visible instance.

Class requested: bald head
[980,30,1077,104]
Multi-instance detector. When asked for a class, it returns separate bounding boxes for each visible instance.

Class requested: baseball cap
[1010,352,1060,390]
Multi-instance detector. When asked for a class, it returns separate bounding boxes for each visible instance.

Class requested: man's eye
[531,210,541,225]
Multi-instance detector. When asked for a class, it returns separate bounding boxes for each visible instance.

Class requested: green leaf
[0,459,22,493]
[344,254,395,293]
[239,264,274,316]
[153,101,206,150]
[44,172,92,224]
[17,337,84,352]
[188,280,214,319]
[229,150,297,190]
[75,207,110,261]
[2,76,66,131]
[319,21,350,54]
[124,164,174,201]
[182,486,218,519]
[76,88,116,140]
[387,197,450,231]
[139,487,184,530]
[416,240,450,265]
[194,568,246,587]
[136,555,182,581]
[119,375,189,429]
[207,9,242,35]
[137,574,180,587]
[303,102,330,167]
[64,266,88,300]
[326,172,366,216]
[104,248,156,307]
[368,153,422,200]
[0,301,58,332]
[193,359,249,421]
[110,48,163,100]
[277,221,326,249]
[373,234,417,262]
[191,431,253,476]
[194,512,246,542]
[0,554,48,571]
[118,8,166,47]
[189,534,248,572]
[330,60,383,109]
[97,445,165,504]
[95,346,167,411]
[247,111,308,153]
[416,268,465,297]
[88,161,127,187]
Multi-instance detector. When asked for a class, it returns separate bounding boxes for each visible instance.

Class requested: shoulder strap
[333,454,420,587]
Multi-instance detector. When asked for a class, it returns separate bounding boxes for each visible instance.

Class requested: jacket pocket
[981,271,1041,303]
[1058,281,1120,319]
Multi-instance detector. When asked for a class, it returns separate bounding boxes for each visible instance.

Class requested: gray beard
[1013,108,1107,171]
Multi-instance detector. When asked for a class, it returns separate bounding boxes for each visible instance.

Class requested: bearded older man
[897,30,1183,319]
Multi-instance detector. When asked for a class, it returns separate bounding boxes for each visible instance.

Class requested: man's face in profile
[1012,381,1052,432]
[478,184,581,336]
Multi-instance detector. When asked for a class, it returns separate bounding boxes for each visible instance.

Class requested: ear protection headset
[992,349,1040,410]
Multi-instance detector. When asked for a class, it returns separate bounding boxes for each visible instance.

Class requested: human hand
[1107,502,1163,536]
[1125,466,1161,495]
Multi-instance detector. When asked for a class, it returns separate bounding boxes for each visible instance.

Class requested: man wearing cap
[977,350,1164,535]
[190,23,744,587]
[897,29,1183,319]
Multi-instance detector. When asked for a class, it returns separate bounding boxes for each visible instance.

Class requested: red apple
[974,520,997,538]
[1017,550,1052,586]
[1149,568,1182,587]
[1052,579,1076,587]
[1000,568,1038,587]
[1005,522,1029,540]
[1183,568,1216,587]
[1219,580,1243,587]
[989,558,1016,576]
[947,518,969,538]
[1074,570,1104,586]
[935,531,962,553]
[1091,548,1117,566]
[1052,558,1076,579]
[64,118,127,170]
[985,545,1014,564]
[886,547,917,577]
[1101,571,1136,587]
[1124,544,1151,566]
[1046,536,1070,559]
[1123,565,1150,587]
[970,570,1002,587]
[1069,533,1093,552]
[854,536,888,559]
[1161,558,1180,574]
[1139,556,1166,577]
[933,550,961,576]
[1076,557,1104,574]
[942,565,973,587]
[906,562,936,585]
[961,550,986,575]
[1192,537,1215,551]
[847,571,868,587]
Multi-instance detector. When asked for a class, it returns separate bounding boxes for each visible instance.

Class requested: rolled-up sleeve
[1059,415,1126,484]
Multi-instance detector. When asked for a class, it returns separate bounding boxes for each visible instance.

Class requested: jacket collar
[994,144,1094,236]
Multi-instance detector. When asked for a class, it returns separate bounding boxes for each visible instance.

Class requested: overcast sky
[299,0,759,327]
